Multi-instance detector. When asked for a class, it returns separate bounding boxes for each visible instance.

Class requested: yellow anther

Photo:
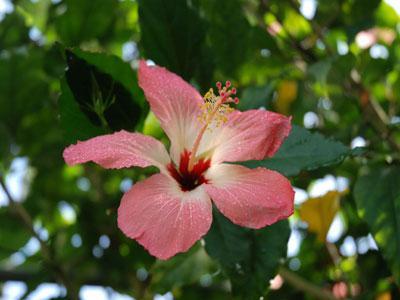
[198,88,234,129]
[204,88,216,104]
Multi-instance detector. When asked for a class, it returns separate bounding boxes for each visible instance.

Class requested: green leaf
[138,0,210,86]
[151,244,215,293]
[0,13,30,49]
[58,77,104,143]
[350,146,367,157]
[375,2,400,27]
[61,48,145,140]
[142,111,164,139]
[346,0,381,27]
[0,124,12,169]
[54,0,118,45]
[16,0,51,31]
[238,84,274,111]
[205,208,290,299]
[70,48,144,103]
[0,208,31,261]
[242,125,350,176]
[0,48,48,133]
[354,165,400,285]
[308,58,333,86]
[283,9,311,39]
[199,0,277,77]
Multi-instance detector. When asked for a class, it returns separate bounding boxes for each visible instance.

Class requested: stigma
[198,81,239,129]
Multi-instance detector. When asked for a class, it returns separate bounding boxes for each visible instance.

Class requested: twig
[0,176,79,299]
[326,242,341,266]
[350,80,400,153]
[279,267,336,300]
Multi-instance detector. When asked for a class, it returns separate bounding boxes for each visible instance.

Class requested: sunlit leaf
[299,190,346,242]
[283,9,311,39]
[16,0,51,31]
[142,111,164,139]
[375,2,400,28]
[274,80,298,115]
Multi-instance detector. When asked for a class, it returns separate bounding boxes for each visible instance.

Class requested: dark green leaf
[199,0,277,76]
[242,125,350,176]
[354,165,400,285]
[0,13,30,49]
[205,208,290,299]
[70,48,144,103]
[138,0,210,86]
[58,77,104,143]
[350,146,368,157]
[54,0,118,45]
[0,49,47,129]
[63,48,145,136]
[0,208,31,261]
[238,84,274,111]
[347,0,381,26]
[0,124,12,168]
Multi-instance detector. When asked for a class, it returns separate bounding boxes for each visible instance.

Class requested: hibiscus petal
[118,173,212,259]
[199,109,291,164]
[63,130,170,170]
[138,60,202,163]
[205,164,294,229]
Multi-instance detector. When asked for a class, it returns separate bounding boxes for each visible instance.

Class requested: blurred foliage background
[0,0,400,299]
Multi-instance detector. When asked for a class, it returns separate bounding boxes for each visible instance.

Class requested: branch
[0,176,79,299]
[279,267,336,300]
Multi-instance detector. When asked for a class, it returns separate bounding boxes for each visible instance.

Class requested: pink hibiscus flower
[63,61,295,260]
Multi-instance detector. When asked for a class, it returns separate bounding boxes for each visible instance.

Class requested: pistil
[187,81,239,171]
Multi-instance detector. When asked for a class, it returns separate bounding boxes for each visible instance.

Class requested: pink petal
[118,173,212,259]
[138,61,203,163]
[205,164,294,229]
[199,109,291,164]
[63,130,170,170]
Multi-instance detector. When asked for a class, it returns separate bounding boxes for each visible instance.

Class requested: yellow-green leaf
[274,80,298,115]
[299,190,345,242]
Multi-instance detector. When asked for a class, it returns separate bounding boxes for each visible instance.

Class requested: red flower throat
[167,150,211,192]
